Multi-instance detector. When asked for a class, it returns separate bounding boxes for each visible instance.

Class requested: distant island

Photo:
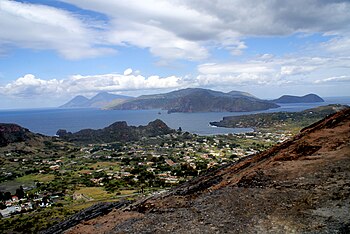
[60,92,132,108]
[108,88,279,113]
[272,93,324,103]
[56,119,175,144]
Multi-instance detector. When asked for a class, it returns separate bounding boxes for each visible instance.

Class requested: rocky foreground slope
[63,108,350,233]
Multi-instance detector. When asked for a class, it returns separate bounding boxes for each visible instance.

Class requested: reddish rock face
[0,124,24,133]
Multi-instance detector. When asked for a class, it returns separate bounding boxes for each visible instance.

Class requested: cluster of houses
[0,191,56,218]
[66,132,288,188]
[235,131,293,143]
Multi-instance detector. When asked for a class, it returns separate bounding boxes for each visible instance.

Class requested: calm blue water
[0,97,349,136]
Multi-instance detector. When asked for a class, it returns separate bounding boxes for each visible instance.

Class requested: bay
[0,96,349,136]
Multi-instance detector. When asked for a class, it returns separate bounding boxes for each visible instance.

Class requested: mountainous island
[56,119,175,144]
[108,88,279,113]
[272,93,324,103]
[210,104,348,132]
[60,92,132,108]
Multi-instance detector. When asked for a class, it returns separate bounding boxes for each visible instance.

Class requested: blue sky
[0,0,350,109]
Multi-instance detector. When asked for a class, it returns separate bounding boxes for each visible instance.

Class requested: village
[0,130,292,218]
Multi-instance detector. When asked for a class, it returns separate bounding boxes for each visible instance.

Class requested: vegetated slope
[109,88,279,113]
[210,104,348,132]
[0,124,70,183]
[56,119,175,144]
[60,92,132,108]
[272,93,324,103]
[66,107,350,234]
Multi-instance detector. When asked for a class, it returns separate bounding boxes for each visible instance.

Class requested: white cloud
[195,73,273,87]
[106,20,209,60]
[195,55,350,88]
[123,68,133,76]
[0,74,62,97]
[280,66,316,76]
[259,54,274,60]
[0,72,182,98]
[0,0,113,59]
[196,61,279,87]
[322,36,350,56]
[314,75,350,84]
[198,62,274,74]
[64,73,182,93]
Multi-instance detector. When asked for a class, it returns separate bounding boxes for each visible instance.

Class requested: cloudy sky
[0,0,350,108]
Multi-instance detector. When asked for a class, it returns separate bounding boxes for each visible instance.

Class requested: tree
[16,186,25,199]
[196,160,208,171]
[4,191,12,201]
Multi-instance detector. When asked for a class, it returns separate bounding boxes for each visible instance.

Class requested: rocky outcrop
[66,108,350,233]
[0,124,31,147]
[56,119,175,144]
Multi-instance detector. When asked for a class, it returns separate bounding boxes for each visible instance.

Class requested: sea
[0,97,349,136]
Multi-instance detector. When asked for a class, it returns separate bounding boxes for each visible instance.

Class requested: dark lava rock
[0,123,30,147]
